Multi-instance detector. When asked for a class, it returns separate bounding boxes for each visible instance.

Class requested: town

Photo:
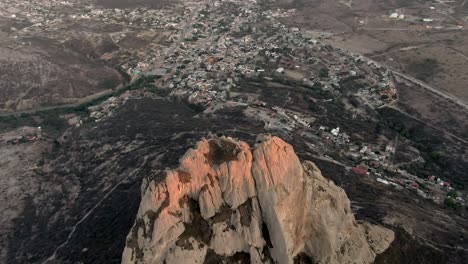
[1,0,465,211]
[2,0,468,263]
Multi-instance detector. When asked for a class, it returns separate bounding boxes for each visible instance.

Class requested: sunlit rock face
[122,135,394,264]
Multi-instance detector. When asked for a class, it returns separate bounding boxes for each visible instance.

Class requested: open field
[393,77,468,139]
[376,45,468,101]
[279,0,468,103]
[0,38,123,114]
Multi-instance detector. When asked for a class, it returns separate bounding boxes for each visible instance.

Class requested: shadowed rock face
[122,135,394,264]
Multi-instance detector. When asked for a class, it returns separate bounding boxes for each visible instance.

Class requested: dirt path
[41,156,150,264]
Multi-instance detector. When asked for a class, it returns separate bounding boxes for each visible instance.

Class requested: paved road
[361,27,466,31]
[360,54,468,111]
[390,70,468,111]
[384,105,468,144]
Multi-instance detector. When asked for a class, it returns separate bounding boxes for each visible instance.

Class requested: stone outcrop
[122,135,394,264]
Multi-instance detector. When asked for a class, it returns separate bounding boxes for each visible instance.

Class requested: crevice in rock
[203,249,250,264]
[261,147,275,187]
[126,219,144,262]
[177,169,191,183]
[238,198,253,227]
[144,210,158,238]
[262,222,273,248]
[293,252,316,264]
[177,198,212,248]
[204,139,240,166]
[212,204,232,224]
[147,188,170,240]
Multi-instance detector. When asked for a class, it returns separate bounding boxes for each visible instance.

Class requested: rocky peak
[122,135,394,264]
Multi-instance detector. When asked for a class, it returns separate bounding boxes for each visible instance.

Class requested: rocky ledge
[122,135,394,264]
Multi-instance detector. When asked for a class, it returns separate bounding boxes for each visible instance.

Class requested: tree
[319,68,329,78]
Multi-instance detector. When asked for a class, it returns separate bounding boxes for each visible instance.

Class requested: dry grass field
[280,0,468,103]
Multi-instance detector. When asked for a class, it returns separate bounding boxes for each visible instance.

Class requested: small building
[360,146,368,153]
[409,182,419,189]
[369,160,381,168]
[351,167,368,176]
[356,164,369,172]
[254,100,267,107]
[331,127,340,136]
[377,178,390,185]
[349,145,359,152]
[207,56,216,65]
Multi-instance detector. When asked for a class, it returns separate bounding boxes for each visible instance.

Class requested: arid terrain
[279,0,468,103]
[0,0,180,114]
[0,0,467,263]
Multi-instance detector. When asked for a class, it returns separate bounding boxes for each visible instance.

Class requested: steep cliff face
[122,135,394,264]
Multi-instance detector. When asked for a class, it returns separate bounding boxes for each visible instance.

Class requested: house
[377,178,390,185]
[356,164,369,172]
[254,100,266,106]
[409,182,419,189]
[351,167,368,176]
[331,127,340,136]
[360,146,368,153]
[369,160,381,168]
[349,145,359,152]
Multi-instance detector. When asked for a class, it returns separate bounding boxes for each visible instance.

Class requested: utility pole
[283,91,291,108]
[384,133,399,171]
[389,134,399,171]
[392,134,399,164]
